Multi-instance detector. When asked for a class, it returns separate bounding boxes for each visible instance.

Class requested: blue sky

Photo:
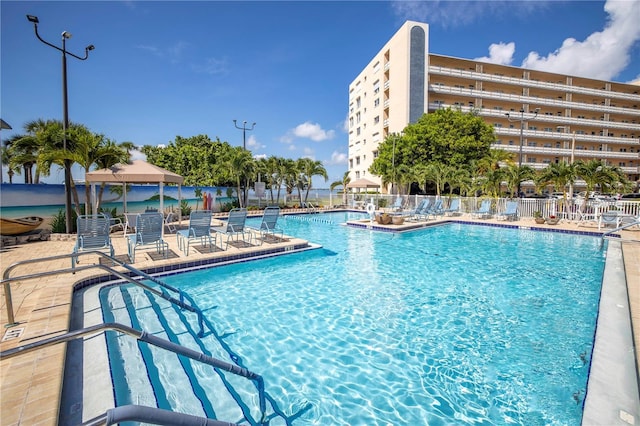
[2,0,639,187]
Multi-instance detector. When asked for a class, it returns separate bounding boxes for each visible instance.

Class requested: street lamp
[505,107,539,196]
[233,119,256,150]
[27,15,94,233]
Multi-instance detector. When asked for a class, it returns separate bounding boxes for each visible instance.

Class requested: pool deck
[1,211,638,425]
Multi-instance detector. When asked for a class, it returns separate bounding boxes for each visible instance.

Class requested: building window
[349,159,353,169]
[374,116,380,124]
[529,157,537,163]
[356,171,360,179]
[357,127,361,136]
[373,150,379,158]
[374,98,380,107]
[356,112,361,124]
[356,156,360,165]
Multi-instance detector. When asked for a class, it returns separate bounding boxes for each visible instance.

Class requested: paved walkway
[0,213,638,425]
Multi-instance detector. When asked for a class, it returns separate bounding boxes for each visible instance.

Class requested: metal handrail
[1,251,204,335]
[601,219,640,239]
[82,405,239,426]
[0,322,266,425]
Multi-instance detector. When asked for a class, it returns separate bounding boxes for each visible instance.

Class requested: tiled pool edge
[583,241,640,425]
[72,242,314,291]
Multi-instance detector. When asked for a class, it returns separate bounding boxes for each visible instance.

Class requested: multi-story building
[348,20,640,194]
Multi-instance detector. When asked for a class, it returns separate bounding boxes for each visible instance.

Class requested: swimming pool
[100,212,606,425]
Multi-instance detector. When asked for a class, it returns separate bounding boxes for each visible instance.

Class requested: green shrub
[180,199,192,217]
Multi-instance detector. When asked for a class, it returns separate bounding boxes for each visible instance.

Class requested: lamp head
[233,119,237,124]
[26,15,39,24]
[62,31,72,39]
[86,44,95,51]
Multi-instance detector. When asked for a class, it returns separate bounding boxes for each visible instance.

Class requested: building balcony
[428,65,640,102]
[429,84,640,117]
[496,143,640,160]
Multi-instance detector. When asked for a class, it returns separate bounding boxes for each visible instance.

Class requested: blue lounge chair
[471,200,492,219]
[497,201,519,221]
[177,210,215,256]
[426,199,444,219]
[72,214,114,267]
[212,208,251,250]
[413,199,434,221]
[442,198,461,216]
[127,212,169,262]
[387,196,404,212]
[402,199,428,219]
[254,206,283,244]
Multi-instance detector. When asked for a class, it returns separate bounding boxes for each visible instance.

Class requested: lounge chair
[72,214,115,268]
[387,196,404,212]
[127,212,169,262]
[471,200,492,219]
[253,206,283,244]
[425,199,444,219]
[177,210,215,256]
[497,201,519,221]
[402,199,428,218]
[442,198,461,216]
[407,199,432,221]
[212,208,251,250]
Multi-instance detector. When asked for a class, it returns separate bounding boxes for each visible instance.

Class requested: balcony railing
[428,65,640,102]
[429,84,640,117]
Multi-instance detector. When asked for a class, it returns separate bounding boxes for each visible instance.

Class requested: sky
[2,0,640,188]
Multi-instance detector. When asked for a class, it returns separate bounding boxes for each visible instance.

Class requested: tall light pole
[233,119,256,150]
[505,107,539,196]
[27,15,94,233]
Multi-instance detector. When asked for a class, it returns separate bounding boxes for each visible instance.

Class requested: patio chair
[164,211,177,233]
[72,214,114,268]
[212,208,251,250]
[471,200,492,219]
[253,206,283,244]
[411,199,434,221]
[386,196,404,212]
[127,212,169,262]
[442,198,461,216]
[176,210,215,256]
[402,199,428,220]
[497,201,519,221]
[425,199,444,219]
[101,211,124,233]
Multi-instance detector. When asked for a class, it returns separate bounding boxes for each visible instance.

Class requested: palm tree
[222,147,254,208]
[1,142,20,184]
[330,171,351,206]
[502,164,536,198]
[298,158,328,203]
[537,162,576,210]
[575,160,628,204]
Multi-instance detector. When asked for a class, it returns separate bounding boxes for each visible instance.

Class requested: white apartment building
[348,20,640,194]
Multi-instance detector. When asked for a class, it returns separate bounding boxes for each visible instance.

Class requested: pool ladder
[0,322,266,426]
[1,250,204,336]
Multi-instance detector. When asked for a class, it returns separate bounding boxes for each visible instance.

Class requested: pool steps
[102,283,294,425]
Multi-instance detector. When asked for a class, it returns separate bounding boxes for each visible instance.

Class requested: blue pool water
[102,212,606,425]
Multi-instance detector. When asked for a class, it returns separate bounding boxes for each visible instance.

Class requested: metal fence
[343,193,640,220]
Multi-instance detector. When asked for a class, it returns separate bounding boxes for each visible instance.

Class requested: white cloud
[326,151,348,166]
[521,0,640,81]
[253,153,267,160]
[280,121,336,143]
[130,149,146,161]
[191,57,228,75]
[135,41,189,64]
[391,1,544,29]
[302,147,315,159]
[246,135,265,151]
[474,42,515,65]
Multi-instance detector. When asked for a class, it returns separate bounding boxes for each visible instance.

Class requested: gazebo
[346,178,380,190]
[85,160,184,216]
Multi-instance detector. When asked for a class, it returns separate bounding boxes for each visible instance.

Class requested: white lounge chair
[127,212,169,262]
[177,210,215,255]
